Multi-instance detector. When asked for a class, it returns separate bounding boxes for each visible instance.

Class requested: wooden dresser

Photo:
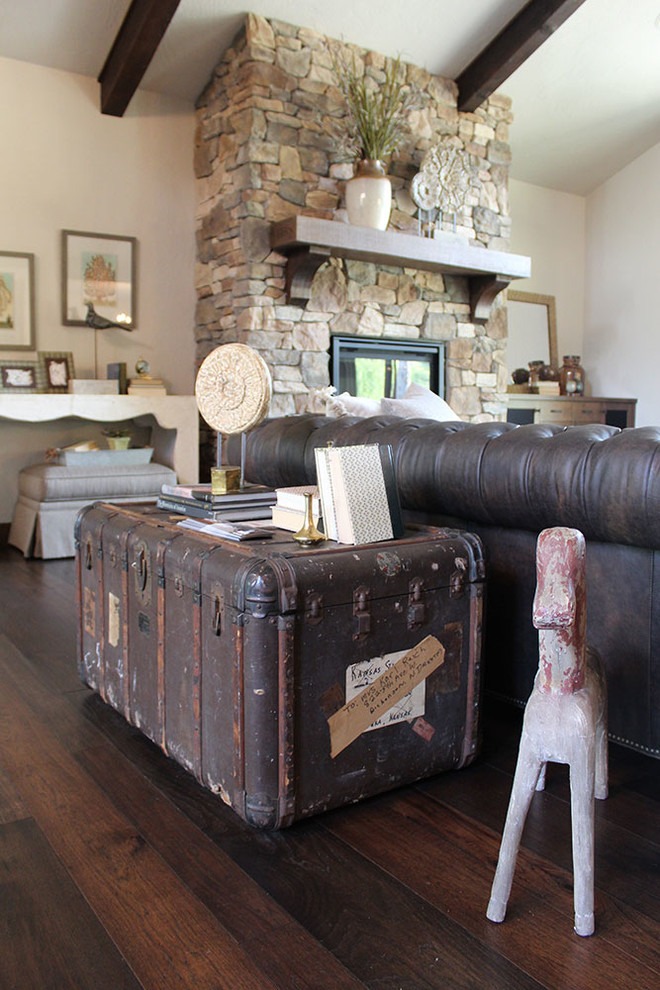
[506,394,636,429]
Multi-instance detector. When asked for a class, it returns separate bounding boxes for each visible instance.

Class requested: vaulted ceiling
[3,0,660,195]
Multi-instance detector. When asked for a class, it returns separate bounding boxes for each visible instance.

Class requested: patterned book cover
[326,444,393,545]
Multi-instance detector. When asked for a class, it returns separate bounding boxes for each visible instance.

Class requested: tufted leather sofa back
[230,415,660,551]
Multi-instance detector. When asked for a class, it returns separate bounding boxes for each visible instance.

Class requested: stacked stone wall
[194,13,513,466]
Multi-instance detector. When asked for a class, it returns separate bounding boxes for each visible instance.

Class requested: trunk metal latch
[353,585,371,639]
[450,557,468,598]
[408,577,426,628]
[213,589,224,636]
[305,591,323,625]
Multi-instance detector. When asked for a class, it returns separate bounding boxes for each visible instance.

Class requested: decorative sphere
[135,357,150,377]
[511,367,529,385]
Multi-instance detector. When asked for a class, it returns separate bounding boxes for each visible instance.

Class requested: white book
[270,504,322,532]
[275,485,320,513]
[128,384,167,395]
[314,447,338,541]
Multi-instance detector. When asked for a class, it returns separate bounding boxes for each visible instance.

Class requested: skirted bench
[9,460,176,559]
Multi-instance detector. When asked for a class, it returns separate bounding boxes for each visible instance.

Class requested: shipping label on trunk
[83,586,96,639]
[107,592,120,647]
[345,651,427,730]
[103,522,132,715]
[329,636,446,758]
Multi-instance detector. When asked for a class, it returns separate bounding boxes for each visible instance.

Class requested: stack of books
[314,443,404,545]
[270,486,322,532]
[536,380,560,396]
[157,483,276,521]
[127,376,167,396]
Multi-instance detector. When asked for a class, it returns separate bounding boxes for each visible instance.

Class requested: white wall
[509,178,586,365]
[0,57,197,523]
[585,141,660,427]
[0,57,197,387]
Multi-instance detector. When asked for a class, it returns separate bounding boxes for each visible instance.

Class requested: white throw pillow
[325,391,382,417]
[381,383,460,421]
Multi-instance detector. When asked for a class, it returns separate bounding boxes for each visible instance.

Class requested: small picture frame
[0,359,42,392]
[62,229,137,328]
[0,251,36,351]
[38,351,75,392]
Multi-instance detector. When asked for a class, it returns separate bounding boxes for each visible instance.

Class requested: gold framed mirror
[506,290,558,375]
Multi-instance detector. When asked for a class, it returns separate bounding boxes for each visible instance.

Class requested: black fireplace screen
[330,335,445,399]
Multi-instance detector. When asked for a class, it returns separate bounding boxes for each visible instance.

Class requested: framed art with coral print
[62,230,137,328]
[0,251,35,350]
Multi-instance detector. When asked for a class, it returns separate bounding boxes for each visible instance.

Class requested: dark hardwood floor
[0,542,658,989]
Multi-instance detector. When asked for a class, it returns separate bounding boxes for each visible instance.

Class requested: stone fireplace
[194,13,517,466]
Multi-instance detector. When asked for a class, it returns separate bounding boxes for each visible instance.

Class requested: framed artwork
[38,351,75,393]
[0,359,42,392]
[0,251,35,351]
[62,229,137,328]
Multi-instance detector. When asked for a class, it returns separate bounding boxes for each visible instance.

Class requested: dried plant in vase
[331,46,420,230]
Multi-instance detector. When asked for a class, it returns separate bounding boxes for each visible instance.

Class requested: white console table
[0,394,199,524]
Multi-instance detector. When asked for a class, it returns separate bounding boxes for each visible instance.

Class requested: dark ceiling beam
[98,0,181,116]
[456,0,587,113]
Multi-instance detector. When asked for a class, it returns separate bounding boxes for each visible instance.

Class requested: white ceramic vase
[345,159,392,231]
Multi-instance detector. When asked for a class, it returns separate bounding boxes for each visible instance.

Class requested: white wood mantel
[0,394,199,523]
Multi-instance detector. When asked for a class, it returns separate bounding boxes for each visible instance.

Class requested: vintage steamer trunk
[76,502,485,829]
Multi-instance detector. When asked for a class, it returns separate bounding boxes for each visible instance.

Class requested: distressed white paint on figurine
[487,527,608,937]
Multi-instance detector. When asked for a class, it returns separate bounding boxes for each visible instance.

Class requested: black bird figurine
[85,303,134,331]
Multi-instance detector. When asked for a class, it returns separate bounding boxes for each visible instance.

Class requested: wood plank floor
[0,543,658,989]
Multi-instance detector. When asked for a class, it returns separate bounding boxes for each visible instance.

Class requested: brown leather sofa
[230,414,660,758]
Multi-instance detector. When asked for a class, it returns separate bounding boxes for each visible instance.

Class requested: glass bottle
[528,360,545,386]
[559,355,585,396]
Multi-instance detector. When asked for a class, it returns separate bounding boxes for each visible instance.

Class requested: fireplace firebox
[330,335,445,400]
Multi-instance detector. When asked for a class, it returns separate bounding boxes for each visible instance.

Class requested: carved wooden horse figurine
[487,527,608,937]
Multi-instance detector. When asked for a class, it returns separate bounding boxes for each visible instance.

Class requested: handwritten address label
[328,635,445,758]
[345,651,426,732]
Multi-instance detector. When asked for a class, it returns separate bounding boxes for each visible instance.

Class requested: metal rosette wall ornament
[195,343,272,435]
[411,139,478,237]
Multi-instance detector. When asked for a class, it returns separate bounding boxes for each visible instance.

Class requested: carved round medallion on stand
[195,343,272,488]
[195,343,272,435]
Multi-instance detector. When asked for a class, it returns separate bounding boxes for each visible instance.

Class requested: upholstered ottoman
[9,461,177,559]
